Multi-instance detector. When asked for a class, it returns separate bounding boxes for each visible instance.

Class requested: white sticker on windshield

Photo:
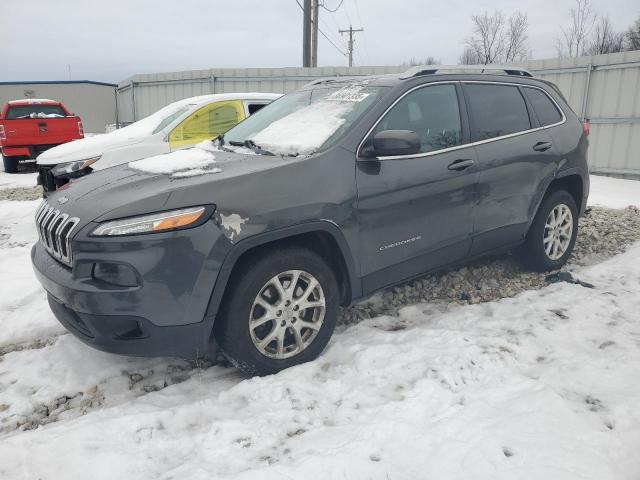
[326,85,370,102]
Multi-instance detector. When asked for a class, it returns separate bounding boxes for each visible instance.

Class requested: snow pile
[29,112,63,118]
[129,147,220,178]
[251,99,355,156]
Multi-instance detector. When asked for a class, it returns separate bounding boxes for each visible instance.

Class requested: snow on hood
[128,142,221,178]
[250,96,356,156]
[36,96,209,163]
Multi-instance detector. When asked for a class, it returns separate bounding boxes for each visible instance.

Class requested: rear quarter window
[464,84,531,141]
[523,87,563,126]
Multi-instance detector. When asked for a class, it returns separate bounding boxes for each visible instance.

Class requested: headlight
[92,206,209,236]
[51,156,100,175]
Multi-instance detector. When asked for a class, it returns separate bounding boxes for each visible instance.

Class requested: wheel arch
[548,172,585,214]
[203,221,361,326]
[526,169,586,237]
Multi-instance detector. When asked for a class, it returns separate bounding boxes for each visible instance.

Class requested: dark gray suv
[31,65,589,375]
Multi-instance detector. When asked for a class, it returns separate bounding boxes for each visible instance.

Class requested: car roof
[304,64,540,89]
[181,92,282,108]
[6,98,60,105]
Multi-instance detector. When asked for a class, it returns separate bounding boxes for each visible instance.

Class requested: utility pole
[339,25,364,67]
[302,0,319,67]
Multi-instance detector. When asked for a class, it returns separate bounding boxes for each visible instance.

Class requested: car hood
[36,131,148,165]
[44,150,295,226]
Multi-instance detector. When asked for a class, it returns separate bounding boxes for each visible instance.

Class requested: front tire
[2,154,18,174]
[518,189,578,272]
[214,247,339,376]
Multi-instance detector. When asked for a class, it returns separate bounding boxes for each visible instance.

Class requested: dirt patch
[0,186,42,201]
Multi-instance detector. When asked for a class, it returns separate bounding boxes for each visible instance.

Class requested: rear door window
[523,87,563,126]
[371,83,463,154]
[464,84,531,141]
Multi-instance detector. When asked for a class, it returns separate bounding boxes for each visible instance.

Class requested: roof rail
[399,64,533,79]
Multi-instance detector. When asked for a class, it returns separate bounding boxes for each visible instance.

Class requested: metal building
[115,54,640,175]
[0,80,118,133]
[115,66,405,122]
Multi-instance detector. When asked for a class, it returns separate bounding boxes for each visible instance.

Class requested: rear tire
[2,154,18,174]
[517,189,578,272]
[213,247,339,376]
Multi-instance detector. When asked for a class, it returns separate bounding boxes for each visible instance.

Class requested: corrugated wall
[116,66,404,122]
[117,54,640,174]
[522,50,640,175]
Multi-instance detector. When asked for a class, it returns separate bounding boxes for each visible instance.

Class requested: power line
[320,0,344,12]
[351,0,372,64]
[295,0,346,57]
[319,15,348,50]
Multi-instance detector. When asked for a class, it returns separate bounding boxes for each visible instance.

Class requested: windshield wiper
[229,139,274,156]
[214,134,235,152]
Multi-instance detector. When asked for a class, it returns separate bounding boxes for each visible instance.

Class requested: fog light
[92,262,139,287]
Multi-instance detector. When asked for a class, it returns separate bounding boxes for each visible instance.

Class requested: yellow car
[36,93,282,191]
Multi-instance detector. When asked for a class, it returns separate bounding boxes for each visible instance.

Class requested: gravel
[338,206,640,325]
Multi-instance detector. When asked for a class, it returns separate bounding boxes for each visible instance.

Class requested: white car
[36,92,281,191]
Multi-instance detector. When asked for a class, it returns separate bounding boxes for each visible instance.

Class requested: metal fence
[117,51,640,175]
[521,50,640,176]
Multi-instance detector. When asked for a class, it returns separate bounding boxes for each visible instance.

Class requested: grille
[35,200,80,266]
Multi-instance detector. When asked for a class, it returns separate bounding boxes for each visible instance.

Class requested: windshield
[7,105,66,119]
[152,106,191,134]
[223,82,386,156]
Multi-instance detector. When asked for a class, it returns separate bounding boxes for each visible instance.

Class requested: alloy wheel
[249,270,326,359]
[543,203,573,260]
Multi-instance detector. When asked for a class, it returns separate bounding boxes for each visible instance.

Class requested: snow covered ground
[0,176,638,479]
[589,174,640,209]
[0,168,37,188]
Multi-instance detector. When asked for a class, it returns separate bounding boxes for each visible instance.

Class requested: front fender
[202,220,361,328]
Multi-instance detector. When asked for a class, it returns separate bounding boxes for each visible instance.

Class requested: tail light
[582,120,590,137]
[0,124,5,141]
[77,121,84,136]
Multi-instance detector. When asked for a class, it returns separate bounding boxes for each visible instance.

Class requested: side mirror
[364,130,421,158]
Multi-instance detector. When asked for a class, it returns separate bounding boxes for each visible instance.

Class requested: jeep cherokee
[31,65,589,375]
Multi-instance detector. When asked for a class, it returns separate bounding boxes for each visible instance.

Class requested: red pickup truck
[0,99,84,173]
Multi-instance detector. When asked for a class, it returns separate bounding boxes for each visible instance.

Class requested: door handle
[447,158,475,171]
[533,141,552,152]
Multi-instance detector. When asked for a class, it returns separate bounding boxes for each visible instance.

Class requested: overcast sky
[0,0,637,84]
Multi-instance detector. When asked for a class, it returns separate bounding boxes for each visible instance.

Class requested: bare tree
[504,12,529,62]
[587,17,625,54]
[557,0,597,57]
[465,11,506,64]
[463,11,529,65]
[459,47,481,65]
[402,56,440,66]
[626,17,640,51]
